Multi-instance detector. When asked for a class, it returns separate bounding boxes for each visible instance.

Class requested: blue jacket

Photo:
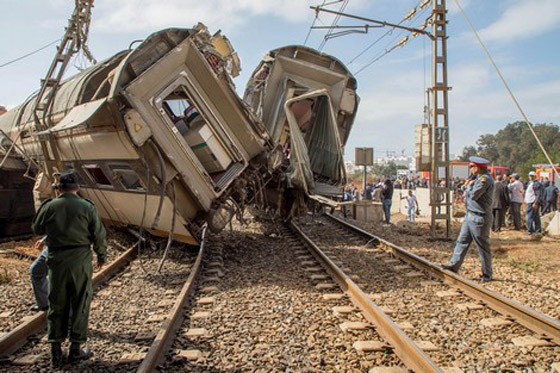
[466,172,495,216]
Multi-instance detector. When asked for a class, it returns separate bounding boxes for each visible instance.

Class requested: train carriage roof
[0,28,197,135]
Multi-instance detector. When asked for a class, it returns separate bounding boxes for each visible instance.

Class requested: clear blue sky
[1,0,559,160]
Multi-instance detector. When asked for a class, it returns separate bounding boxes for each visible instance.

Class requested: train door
[123,38,248,210]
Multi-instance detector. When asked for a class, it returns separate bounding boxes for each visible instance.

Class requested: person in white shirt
[404,190,418,222]
[508,174,524,230]
[524,171,544,234]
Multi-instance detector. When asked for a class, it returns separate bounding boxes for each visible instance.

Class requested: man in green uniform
[31,171,107,367]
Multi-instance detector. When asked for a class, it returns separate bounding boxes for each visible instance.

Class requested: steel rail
[290,221,442,372]
[137,227,207,373]
[326,213,560,345]
[0,244,138,358]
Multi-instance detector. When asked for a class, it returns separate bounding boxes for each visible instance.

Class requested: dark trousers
[47,247,93,344]
[510,202,522,230]
[543,200,557,214]
[526,203,542,234]
[492,208,505,231]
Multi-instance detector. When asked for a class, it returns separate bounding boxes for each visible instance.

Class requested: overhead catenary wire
[353,8,427,75]
[318,0,350,51]
[0,39,60,69]
[347,0,426,66]
[453,0,559,180]
[304,0,328,46]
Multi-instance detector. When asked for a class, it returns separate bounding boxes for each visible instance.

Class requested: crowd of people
[345,168,559,234]
[452,172,558,234]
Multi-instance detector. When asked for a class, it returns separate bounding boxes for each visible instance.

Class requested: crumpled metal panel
[37,98,107,134]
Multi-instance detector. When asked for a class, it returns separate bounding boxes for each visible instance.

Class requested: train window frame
[108,165,145,192]
[154,74,240,162]
[82,164,113,188]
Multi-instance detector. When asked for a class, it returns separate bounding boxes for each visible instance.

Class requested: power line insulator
[402,8,417,22]
[419,0,431,10]
[397,35,409,47]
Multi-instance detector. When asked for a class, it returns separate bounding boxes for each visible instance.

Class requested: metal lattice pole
[429,0,451,238]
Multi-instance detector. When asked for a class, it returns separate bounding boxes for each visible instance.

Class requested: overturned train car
[244,46,359,200]
[0,27,279,243]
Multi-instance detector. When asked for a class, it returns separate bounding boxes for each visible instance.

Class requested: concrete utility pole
[429,0,451,238]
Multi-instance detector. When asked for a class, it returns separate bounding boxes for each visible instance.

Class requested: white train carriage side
[0,26,278,244]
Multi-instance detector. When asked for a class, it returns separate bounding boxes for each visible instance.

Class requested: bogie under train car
[0,25,279,243]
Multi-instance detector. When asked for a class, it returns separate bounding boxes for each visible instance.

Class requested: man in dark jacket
[382,179,394,225]
[32,171,106,367]
[543,181,558,214]
[492,175,510,231]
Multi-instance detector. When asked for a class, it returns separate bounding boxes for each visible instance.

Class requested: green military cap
[58,170,79,187]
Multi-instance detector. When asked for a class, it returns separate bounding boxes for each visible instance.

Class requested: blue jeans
[526,203,542,234]
[449,212,493,278]
[382,199,392,224]
[407,207,415,222]
[30,248,49,308]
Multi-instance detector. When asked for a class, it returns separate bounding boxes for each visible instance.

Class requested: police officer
[31,170,107,367]
[442,157,495,282]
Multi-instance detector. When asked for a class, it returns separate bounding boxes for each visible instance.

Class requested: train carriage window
[109,165,145,191]
[83,165,112,186]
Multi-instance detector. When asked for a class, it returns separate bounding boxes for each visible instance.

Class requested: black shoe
[30,305,48,312]
[481,276,492,283]
[51,344,63,369]
[68,347,91,363]
[441,264,458,273]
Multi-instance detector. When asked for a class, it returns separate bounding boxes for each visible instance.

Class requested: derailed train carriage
[0,25,280,244]
[0,26,359,241]
[244,45,359,205]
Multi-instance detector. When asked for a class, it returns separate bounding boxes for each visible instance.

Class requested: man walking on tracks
[31,171,107,367]
[442,157,495,282]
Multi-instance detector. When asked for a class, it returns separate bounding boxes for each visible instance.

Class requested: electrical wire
[304,0,328,46]
[453,0,559,180]
[157,179,177,274]
[353,7,428,75]
[0,39,60,69]
[347,0,426,66]
[318,0,350,51]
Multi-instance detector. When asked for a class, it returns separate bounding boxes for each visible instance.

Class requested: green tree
[459,145,478,161]
[461,121,560,173]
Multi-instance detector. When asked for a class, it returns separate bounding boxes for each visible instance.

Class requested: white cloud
[478,0,560,43]
[93,0,311,33]
[448,0,473,17]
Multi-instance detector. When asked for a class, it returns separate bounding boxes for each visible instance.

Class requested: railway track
[0,215,557,371]
[159,217,419,371]
[0,240,138,361]
[289,213,559,371]
[0,231,204,372]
